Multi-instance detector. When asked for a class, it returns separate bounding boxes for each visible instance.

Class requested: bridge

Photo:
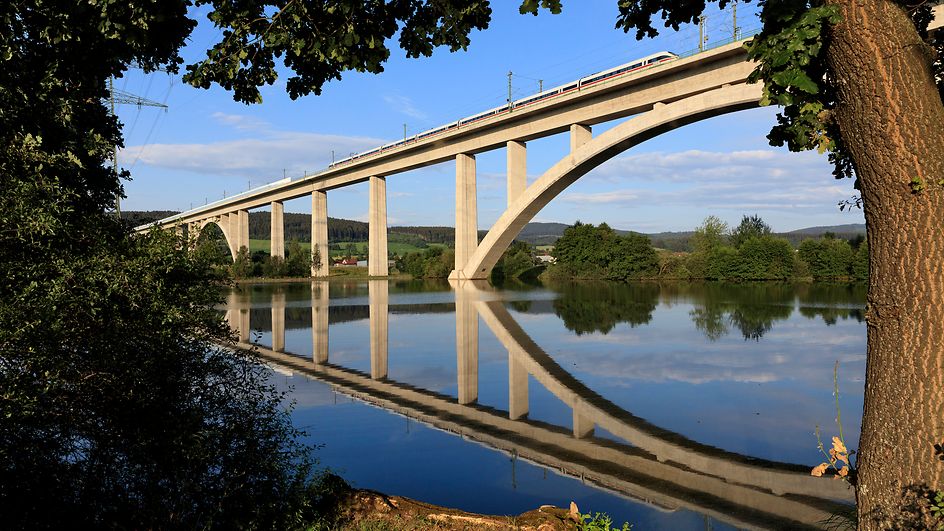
[224,280,857,530]
[140,7,943,280]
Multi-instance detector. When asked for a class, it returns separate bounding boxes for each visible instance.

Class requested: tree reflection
[685,283,795,341]
[549,282,659,335]
[796,283,867,325]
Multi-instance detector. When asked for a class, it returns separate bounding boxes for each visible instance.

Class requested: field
[248,239,445,258]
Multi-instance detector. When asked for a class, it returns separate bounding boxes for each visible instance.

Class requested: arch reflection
[225,280,855,530]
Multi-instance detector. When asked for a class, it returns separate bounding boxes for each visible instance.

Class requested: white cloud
[210,112,271,132]
[551,148,859,220]
[383,94,428,120]
[122,130,387,180]
[593,148,831,185]
[561,189,639,204]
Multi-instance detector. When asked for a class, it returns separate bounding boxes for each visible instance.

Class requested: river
[223,279,865,530]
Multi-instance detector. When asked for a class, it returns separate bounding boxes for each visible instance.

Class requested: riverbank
[234,267,412,283]
[316,475,586,530]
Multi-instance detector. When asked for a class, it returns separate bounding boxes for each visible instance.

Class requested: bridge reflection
[224,280,854,530]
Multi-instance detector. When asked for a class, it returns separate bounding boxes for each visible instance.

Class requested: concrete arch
[196,216,238,261]
[458,83,763,279]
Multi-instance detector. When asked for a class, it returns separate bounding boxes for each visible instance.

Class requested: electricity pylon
[108,77,168,216]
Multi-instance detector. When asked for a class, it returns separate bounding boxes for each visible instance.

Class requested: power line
[108,79,170,215]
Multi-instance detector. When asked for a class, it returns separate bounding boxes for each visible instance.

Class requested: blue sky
[117,2,865,233]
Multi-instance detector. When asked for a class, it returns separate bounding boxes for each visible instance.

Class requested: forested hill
[123,211,865,249]
[122,211,458,243]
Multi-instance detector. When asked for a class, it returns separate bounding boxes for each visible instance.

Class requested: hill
[123,211,866,251]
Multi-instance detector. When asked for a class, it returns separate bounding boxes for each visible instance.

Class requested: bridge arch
[195,217,238,261]
[458,83,763,279]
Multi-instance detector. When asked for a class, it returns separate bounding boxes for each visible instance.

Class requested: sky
[116,2,865,234]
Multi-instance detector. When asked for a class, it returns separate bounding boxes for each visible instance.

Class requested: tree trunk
[825,1,944,528]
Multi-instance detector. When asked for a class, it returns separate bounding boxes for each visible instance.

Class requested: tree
[798,237,854,279]
[0,1,343,520]
[231,246,254,279]
[8,0,942,525]
[737,235,795,280]
[605,2,944,525]
[550,222,658,280]
[606,232,660,280]
[731,214,773,249]
[284,240,311,277]
[690,216,730,255]
[688,216,730,278]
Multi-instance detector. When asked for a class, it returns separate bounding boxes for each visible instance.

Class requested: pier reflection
[225,280,855,530]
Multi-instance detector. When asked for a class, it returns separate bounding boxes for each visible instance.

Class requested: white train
[329,51,677,169]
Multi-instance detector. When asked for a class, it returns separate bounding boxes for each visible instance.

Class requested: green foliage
[550,222,659,281]
[852,241,868,282]
[931,490,944,528]
[690,215,729,255]
[577,511,633,531]
[491,241,537,283]
[186,0,494,102]
[0,215,320,527]
[656,251,690,279]
[798,237,854,279]
[731,214,773,249]
[231,246,254,279]
[737,236,796,280]
[396,247,454,278]
[285,240,312,277]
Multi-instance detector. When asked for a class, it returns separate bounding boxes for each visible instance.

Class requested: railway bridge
[141,6,943,280]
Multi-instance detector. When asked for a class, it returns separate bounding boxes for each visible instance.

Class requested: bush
[798,237,854,279]
[2,223,320,529]
[737,236,795,280]
[549,222,659,280]
[396,247,454,278]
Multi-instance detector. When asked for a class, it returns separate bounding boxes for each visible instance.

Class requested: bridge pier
[509,354,529,420]
[236,209,249,255]
[455,287,479,404]
[312,280,329,364]
[570,124,591,152]
[270,201,284,259]
[368,176,388,276]
[450,153,479,280]
[573,404,594,439]
[369,280,388,379]
[238,300,250,343]
[271,289,285,352]
[311,191,329,277]
[507,141,526,207]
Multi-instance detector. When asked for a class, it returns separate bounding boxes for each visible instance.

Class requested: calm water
[223,280,865,530]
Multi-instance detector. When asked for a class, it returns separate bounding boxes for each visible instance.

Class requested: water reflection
[549,282,659,335]
[224,280,860,530]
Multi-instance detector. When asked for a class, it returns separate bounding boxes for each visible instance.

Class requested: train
[329,51,678,169]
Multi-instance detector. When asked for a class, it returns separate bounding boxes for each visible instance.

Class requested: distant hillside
[124,211,866,251]
[785,224,866,235]
[516,222,573,245]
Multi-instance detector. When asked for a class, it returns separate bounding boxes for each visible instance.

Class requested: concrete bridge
[141,6,942,280]
[224,280,857,530]
[140,32,765,279]
[141,5,943,279]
